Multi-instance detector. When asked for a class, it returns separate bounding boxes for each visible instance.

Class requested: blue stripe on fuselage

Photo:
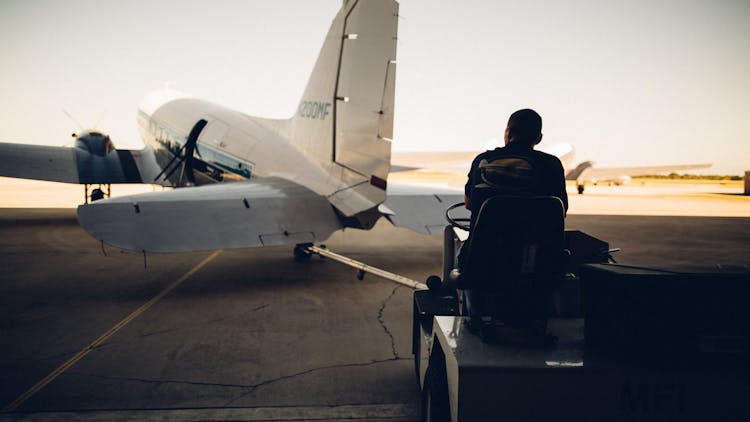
[195,143,254,179]
[137,110,255,180]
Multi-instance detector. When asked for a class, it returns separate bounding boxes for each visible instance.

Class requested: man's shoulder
[530,149,564,167]
[470,148,502,166]
[533,149,561,160]
[475,147,502,159]
[474,146,513,161]
[472,146,562,168]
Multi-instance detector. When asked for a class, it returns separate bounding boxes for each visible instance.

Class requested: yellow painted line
[2,250,222,412]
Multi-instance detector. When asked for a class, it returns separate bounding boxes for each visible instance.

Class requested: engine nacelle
[74,131,115,157]
[71,130,142,184]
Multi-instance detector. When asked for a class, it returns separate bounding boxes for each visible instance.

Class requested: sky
[0,0,748,174]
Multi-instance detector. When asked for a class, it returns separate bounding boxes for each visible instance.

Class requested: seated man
[457,109,568,335]
[464,108,568,215]
[459,109,567,269]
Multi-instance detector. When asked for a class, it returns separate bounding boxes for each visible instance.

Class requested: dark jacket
[464,142,568,214]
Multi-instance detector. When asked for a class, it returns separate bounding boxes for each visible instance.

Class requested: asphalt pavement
[1,208,748,420]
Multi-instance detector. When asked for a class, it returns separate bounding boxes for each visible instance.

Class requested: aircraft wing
[77,178,341,252]
[390,151,476,174]
[382,181,468,235]
[0,142,162,184]
[575,163,712,182]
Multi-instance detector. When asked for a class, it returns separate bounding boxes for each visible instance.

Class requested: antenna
[92,109,108,130]
[62,109,85,131]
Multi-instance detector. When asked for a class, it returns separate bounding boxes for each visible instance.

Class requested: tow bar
[305,245,428,290]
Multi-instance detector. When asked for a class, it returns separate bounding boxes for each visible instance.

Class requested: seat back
[468,157,537,228]
[462,195,565,322]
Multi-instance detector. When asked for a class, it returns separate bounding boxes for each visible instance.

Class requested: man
[458,108,568,271]
[464,108,568,214]
[458,109,568,335]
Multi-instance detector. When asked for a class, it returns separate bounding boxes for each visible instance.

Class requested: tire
[293,244,312,262]
[421,365,450,422]
[91,188,105,202]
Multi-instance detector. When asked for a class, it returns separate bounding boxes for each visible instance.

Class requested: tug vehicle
[413,197,750,422]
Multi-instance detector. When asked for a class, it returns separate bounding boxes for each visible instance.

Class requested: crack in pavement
[134,316,229,340]
[67,372,254,390]
[222,357,404,407]
[67,358,406,408]
[250,304,269,312]
[134,326,190,340]
[377,285,401,360]
[131,306,266,341]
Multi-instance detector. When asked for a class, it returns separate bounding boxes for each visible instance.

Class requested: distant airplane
[547,143,711,194]
[0,0,467,253]
[391,142,711,194]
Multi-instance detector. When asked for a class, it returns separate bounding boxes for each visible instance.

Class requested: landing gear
[577,184,585,194]
[84,184,111,203]
[293,243,313,262]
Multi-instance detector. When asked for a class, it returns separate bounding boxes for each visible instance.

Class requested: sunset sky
[1,0,748,174]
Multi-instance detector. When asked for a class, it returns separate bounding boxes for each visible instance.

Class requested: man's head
[504,108,543,147]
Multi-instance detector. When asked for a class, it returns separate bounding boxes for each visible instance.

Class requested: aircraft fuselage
[136,90,335,196]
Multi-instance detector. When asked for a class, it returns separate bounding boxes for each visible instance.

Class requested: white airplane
[546,143,711,194]
[0,0,466,253]
[392,142,711,194]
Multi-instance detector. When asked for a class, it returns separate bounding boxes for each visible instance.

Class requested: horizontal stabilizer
[389,165,420,173]
[390,151,477,175]
[77,178,342,252]
[383,182,467,235]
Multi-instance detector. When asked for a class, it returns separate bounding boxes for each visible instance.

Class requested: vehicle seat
[455,195,566,328]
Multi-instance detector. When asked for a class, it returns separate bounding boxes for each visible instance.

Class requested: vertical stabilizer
[289,0,398,217]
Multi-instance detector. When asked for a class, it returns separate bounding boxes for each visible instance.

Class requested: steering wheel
[445,202,471,231]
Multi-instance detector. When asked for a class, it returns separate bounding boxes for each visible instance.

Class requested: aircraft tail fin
[288,0,399,217]
[565,161,594,181]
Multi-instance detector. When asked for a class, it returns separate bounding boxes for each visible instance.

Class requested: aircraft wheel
[293,243,312,262]
[577,184,585,194]
[91,188,105,202]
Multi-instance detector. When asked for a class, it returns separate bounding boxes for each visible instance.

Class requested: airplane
[0,0,467,254]
[391,142,711,194]
[547,143,711,194]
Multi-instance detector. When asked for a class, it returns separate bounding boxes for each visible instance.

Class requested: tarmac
[0,184,749,421]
